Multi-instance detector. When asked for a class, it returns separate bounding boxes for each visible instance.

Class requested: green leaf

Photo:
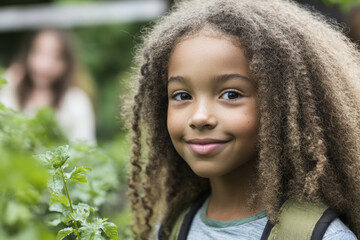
[74,166,91,173]
[62,207,74,224]
[47,218,62,227]
[56,227,74,240]
[69,167,90,183]
[71,203,93,222]
[35,145,70,170]
[50,194,69,206]
[49,203,73,224]
[81,231,103,240]
[70,173,87,183]
[83,218,118,240]
[35,152,53,167]
[79,217,104,240]
[102,221,118,240]
[49,202,64,213]
[49,204,74,225]
[48,174,63,195]
[54,145,70,168]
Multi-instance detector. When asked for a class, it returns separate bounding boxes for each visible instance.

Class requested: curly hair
[128,0,360,239]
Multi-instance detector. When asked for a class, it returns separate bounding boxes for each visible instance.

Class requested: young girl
[129,0,360,239]
[0,29,96,143]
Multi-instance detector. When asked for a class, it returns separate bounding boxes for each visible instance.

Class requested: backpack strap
[169,197,338,240]
[262,199,338,240]
[310,208,339,240]
[168,206,190,240]
[260,219,275,240]
[168,193,209,240]
[178,194,209,240]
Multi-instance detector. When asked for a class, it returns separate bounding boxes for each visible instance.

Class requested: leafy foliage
[35,146,118,240]
[0,73,131,239]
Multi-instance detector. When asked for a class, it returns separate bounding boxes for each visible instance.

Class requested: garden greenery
[35,145,118,240]
[0,74,130,239]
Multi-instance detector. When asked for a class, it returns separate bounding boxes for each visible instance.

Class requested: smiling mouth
[186,138,230,155]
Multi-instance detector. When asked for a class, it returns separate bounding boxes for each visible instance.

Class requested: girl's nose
[188,102,217,130]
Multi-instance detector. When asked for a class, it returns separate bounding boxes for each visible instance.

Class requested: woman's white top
[0,79,96,144]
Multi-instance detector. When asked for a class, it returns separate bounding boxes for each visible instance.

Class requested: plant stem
[61,170,81,240]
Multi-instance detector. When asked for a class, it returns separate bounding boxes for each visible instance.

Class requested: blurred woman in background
[0,28,96,143]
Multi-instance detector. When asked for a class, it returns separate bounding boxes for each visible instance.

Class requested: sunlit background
[0,0,359,239]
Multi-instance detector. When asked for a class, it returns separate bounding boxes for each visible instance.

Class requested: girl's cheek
[167,110,177,138]
[167,108,183,138]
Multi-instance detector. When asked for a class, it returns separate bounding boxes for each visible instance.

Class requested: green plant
[0,74,131,240]
[36,146,118,240]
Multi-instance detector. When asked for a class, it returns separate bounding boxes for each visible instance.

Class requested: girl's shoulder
[63,86,90,101]
[58,86,94,119]
[323,218,357,240]
[60,86,93,111]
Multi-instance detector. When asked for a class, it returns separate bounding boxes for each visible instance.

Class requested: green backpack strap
[268,199,333,240]
[169,206,190,240]
[168,193,209,240]
[168,197,337,240]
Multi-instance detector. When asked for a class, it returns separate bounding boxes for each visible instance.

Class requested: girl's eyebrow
[167,74,251,84]
[212,74,251,83]
[168,76,186,84]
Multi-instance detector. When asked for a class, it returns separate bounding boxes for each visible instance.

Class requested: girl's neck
[207,159,264,221]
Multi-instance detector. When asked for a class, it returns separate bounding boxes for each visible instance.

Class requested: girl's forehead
[168,34,252,86]
[173,25,243,53]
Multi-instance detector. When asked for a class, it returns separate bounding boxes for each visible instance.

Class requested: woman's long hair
[14,29,77,109]
[129,0,360,239]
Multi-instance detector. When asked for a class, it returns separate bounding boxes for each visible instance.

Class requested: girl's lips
[186,139,229,155]
[188,143,226,155]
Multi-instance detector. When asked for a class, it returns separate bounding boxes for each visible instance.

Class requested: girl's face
[167,34,259,178]
[27,31,67,88]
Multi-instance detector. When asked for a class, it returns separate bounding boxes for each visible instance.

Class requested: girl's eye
[220,91,242,100]
[172,92,192,101]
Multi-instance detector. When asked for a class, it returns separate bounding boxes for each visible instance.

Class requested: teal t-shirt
[187,197,357,240]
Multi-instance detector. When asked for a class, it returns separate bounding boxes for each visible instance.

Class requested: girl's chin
[189,164,227,179]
